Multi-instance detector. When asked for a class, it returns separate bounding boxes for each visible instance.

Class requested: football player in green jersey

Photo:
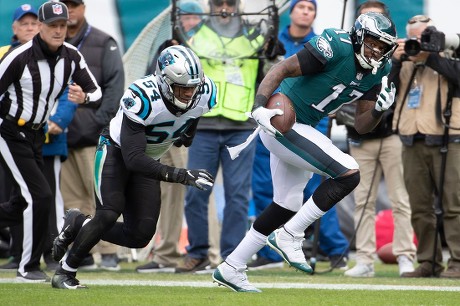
[212,12,397,292]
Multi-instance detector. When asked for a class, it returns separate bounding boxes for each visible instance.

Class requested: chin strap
[370,59,382,75]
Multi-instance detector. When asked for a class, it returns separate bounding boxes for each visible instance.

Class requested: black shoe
[136,261,175,273]
[16,270,50,283]
[51,268,88,289]
[0,258,19,271]
[100,254,121,271]
[329,255,349,270]
[247,257,284,271]
[175,256,211,273]
[52,208,88,262]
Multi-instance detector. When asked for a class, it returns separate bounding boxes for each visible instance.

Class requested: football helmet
[156,45,204,112]
[350,12,397,74]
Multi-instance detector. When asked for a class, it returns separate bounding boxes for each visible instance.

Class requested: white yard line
[1,278,460,291]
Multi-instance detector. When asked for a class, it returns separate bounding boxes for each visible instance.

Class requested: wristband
[253,94,268,109]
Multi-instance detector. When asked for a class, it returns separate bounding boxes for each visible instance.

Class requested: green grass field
[1,260,459,305]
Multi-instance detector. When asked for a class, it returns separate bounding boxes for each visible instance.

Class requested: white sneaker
[212,262,261,293]
[397,255,414,276]
[344,263,375,277]
[267,227,312,273]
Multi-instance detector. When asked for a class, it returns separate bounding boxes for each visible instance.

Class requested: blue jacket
[42,87,78,160]
[278,25,317,58]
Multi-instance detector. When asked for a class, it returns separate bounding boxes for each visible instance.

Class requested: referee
[0,1,101,282]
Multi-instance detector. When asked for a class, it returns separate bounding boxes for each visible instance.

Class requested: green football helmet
[350,12,397,73]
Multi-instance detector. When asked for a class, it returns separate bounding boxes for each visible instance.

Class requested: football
[377,242,397,264]
[265,93,296,134]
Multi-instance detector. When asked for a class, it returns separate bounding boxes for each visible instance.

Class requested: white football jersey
[109,74,217,160]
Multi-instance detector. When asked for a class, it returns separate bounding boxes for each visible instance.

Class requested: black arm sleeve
[120,114,187,183]
[120,114,165,179]
[299,44,327,75]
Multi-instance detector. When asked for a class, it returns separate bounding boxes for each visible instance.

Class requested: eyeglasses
[407,15,431,24]
[212,0,236,6]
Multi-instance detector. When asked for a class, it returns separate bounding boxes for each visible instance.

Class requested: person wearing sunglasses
[343,0,416,279]
[391,15,460,279]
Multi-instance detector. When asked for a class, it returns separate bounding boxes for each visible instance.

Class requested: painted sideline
[1,278,460,291]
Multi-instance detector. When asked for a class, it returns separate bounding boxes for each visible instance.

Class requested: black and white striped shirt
[0,34,101,125]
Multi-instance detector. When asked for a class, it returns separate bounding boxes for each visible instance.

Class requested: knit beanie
[290,0,317,13]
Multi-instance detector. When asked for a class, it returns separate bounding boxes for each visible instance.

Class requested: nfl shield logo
[52,4,63,15]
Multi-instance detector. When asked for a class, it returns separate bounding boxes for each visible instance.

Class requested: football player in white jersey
[50,46,217,289]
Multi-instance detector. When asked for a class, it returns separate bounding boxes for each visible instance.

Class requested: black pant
[65,141,162,269]
[0,119,52,273]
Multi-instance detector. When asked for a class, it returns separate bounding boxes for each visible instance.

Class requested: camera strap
[395,65,418,133]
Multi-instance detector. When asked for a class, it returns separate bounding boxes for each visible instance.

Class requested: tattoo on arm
[256,56,303,105]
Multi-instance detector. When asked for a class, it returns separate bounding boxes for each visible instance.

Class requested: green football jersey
[280,28,391,126]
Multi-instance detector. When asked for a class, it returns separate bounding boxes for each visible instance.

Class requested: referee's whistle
[17,118,26,126]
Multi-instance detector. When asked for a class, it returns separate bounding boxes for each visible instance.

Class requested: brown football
[266,93,296,134]
[377,242,397,264]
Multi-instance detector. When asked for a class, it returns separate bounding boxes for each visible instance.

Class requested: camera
[403,26,460,57]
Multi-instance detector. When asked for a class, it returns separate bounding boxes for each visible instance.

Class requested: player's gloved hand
[247,106,283,137]
[173,133,194,147]
[183,169,214,190]
[375,76,396,112]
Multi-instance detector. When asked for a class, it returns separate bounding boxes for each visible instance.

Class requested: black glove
[264,37,286,60]
[173,133,194,147]
[182,169,214,190]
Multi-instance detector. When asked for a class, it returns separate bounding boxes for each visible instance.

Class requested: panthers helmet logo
[123,97,136,109]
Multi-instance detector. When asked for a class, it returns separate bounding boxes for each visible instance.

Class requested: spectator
[392,15,460,278]
[213,12,398,292]
[136,1,204,273]
[0,3,40,272]
[249,0,349,272]
[175,0,271,273]
[59,0,125,271]
[0,1,101,282]
[51,45,216,289]
[344,0,416,278]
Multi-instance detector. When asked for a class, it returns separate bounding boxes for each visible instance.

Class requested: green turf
[1,260,459,305]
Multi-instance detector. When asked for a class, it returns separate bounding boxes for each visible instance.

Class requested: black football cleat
[52,208,87,262]
[51,268,88,289]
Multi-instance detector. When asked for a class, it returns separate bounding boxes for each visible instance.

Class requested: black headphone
[355,0,390,18]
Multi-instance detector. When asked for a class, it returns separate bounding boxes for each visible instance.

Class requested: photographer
[392,15,460,278]
[343,1,416,278]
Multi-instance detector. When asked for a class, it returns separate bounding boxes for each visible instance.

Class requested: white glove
[247,107,283,137]
[375,76,396,112]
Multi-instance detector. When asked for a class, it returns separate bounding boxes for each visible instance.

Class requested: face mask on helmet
[350,12,397,74]
[156,45,204,112]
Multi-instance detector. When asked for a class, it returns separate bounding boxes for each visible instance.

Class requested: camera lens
[404,39,421,56]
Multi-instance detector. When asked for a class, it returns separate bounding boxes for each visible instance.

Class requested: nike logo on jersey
[325,33,333,41]
[110,46,118,51]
